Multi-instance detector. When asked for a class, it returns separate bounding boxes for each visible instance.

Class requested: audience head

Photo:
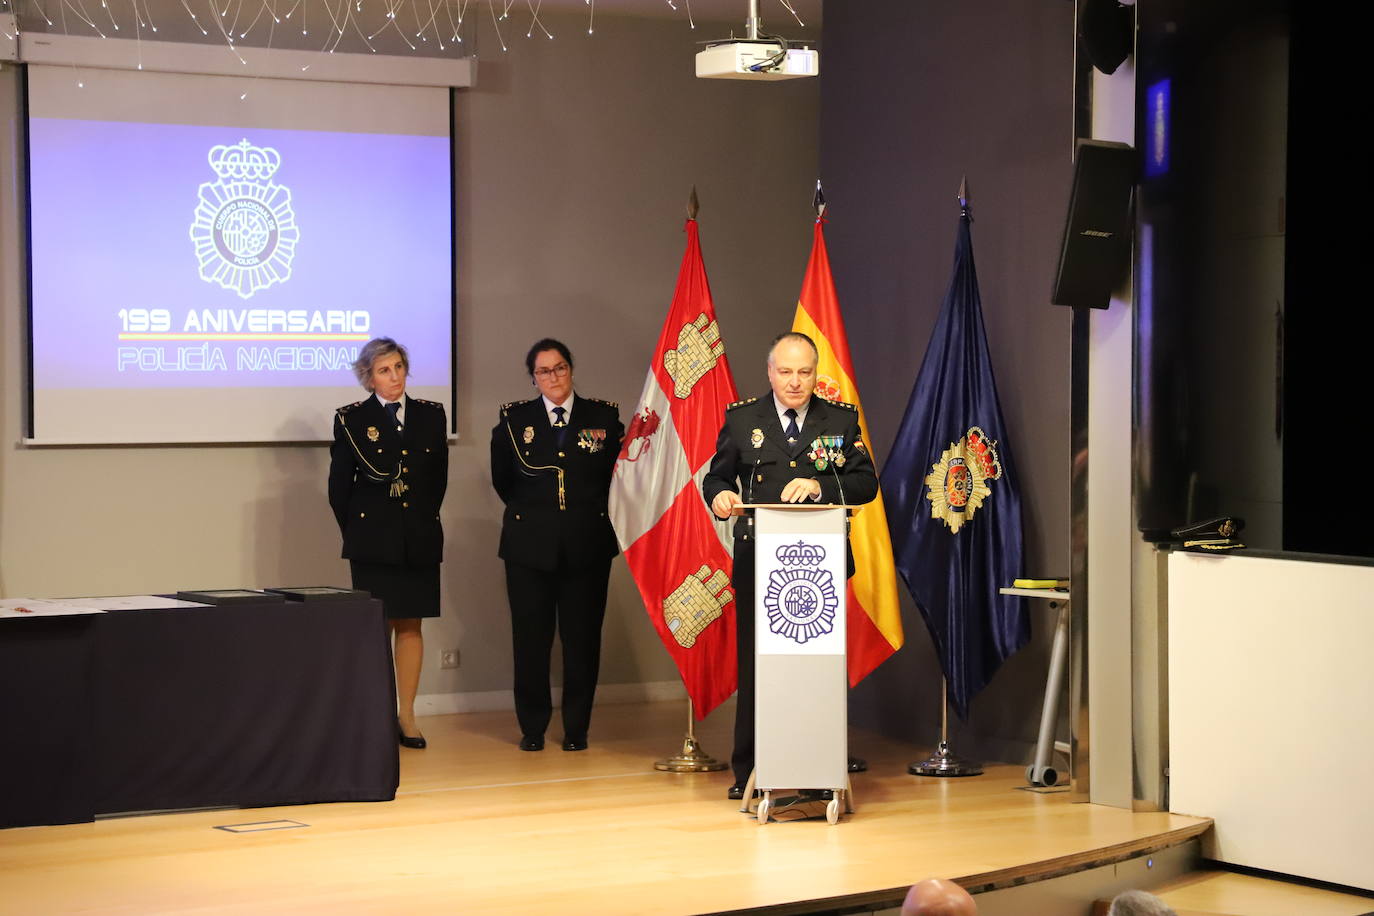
[1107,889,1177,916]
[900,878,978,916]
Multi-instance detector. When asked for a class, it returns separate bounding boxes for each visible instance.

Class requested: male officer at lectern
[702,332,877,800]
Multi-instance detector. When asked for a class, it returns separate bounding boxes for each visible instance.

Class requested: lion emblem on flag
[621,407,661,462]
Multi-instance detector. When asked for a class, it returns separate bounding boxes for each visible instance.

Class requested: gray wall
[820,0,1075,761]
[0,11,820,708]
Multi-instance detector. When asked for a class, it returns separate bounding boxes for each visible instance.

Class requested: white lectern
[738,504,855,825]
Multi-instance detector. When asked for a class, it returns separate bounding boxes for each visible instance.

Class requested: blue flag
[880,208,1028,720]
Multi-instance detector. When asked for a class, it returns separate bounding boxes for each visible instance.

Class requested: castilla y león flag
[609,218,740,718]
[791,215,905,685]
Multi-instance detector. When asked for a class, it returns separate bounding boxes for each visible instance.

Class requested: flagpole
[908,678,983,777]
[654,698,728,772]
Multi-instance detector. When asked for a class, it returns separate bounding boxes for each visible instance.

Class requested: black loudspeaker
[1052,140,1136,310]
[1080,0,1134,75]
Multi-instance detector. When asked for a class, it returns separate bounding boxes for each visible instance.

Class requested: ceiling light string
[126,0,140,65]
[177,0,208,35]
[204,0,248,65]
[774,0,803,28]
[62,0,109,38]
[27,0,54,27]
[445,0,467,45]
[524,0,550,39]
[98,0,121,35]
[486,0,507,50]
[238,0,278,98]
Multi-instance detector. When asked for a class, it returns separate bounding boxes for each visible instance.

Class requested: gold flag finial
[687,186,700,220]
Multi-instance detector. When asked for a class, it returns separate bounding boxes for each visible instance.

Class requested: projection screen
[25,65,454,444]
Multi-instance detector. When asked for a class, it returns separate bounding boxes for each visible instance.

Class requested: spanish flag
[791,213,905,685]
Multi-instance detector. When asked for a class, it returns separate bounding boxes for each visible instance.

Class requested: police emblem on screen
[763,541,839,644]
[189,139,300,299]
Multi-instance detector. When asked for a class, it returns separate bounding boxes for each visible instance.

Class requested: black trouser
[730,540,756,786]
[504,557,611,741]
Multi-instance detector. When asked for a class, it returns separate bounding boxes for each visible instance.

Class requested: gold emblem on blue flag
[924,426,1003,534]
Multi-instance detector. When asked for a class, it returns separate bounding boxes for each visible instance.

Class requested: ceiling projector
[695,38,819,81]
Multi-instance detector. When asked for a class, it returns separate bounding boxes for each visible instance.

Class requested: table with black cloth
[0,597,397,830]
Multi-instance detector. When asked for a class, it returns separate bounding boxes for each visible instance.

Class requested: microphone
[746,457,762,505]
[828,454,846,507]
[828,450,850,536]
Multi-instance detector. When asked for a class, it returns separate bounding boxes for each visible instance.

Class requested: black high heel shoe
[397,721,427,750]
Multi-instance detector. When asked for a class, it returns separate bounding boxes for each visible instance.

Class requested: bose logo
[1080,229,1114,238]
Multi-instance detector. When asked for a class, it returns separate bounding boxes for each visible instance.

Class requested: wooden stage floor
[0,700,1210,915]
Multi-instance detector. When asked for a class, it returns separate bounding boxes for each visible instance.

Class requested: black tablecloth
[1,598,398,829]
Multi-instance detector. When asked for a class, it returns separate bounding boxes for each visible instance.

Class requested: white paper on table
[0,598,109,618]
[58,595,212,611]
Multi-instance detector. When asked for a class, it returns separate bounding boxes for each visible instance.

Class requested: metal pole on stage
[655,698,728,772]
[909,679,983,777]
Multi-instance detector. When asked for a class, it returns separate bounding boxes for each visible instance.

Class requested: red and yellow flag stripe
[792,218,904,685]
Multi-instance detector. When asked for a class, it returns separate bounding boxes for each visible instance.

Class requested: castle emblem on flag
[663,565,733,648]
[763,540,839,644]
[621,407,661,462]
[189,139,300,299]
[924,426,1003,533]
[662,312,725,398]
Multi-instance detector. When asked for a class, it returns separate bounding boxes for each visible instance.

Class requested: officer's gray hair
[1107,890,1177,916]
[352,337,410,391]
[767,331,819,365]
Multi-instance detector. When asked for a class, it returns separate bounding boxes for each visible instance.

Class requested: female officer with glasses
[490,338,623,753]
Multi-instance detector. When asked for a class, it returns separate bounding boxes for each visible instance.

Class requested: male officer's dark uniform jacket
[329,395,449,566]
[490,395,624,571]
[702,393,877,540]
[701,392,876,785]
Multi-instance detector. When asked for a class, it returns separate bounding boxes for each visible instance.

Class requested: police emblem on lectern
[762,541,839,644]
[189,139,300,299]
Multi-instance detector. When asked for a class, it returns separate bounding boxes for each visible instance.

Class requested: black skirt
[350,560,441,619]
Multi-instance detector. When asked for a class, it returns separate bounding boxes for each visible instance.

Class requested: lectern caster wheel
[1025,764,1035,784]
[756,797,771,825]
[826,797,840,825]
[1041,767,1058,786]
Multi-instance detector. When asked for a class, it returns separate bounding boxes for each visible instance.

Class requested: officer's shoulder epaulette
[337,400,364,415]
[583,396,619,410]
[500,396,538,416]
[726,397,758,411]
[410,396,442,408]
[817,395,858,411]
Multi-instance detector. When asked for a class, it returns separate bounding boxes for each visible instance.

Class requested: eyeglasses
[533,363,570,379]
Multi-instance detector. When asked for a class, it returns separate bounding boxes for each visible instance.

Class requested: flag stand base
[654,733,728,772]
[654,699,728,772]
[908,679,983,777]
[908,739,983,777]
